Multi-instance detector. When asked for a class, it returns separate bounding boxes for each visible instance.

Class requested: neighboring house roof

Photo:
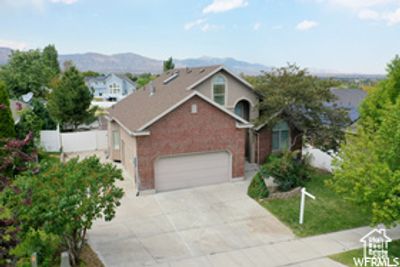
[330,88,367,123]
[108,65,252,134]
[85,74,136,87]
[10,100,29,124]
[113,73,136,87]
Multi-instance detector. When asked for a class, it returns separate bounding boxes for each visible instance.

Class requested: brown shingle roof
[108,65,223,133]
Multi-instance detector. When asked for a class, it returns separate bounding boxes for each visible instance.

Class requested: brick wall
[256,124,303,164]
[136,96,246,190]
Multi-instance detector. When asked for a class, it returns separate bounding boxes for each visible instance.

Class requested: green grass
[329,240,400,266]
[260,170,371,237]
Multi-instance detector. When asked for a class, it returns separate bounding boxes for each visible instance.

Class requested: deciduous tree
[4,156,124,265]
[329,56,400,226]
[251,64,350,152]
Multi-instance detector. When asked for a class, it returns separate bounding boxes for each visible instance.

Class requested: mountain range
[0,47,271,75]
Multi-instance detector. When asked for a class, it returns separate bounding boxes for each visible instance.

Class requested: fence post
[31,252,37,267]
[60,252,71,267]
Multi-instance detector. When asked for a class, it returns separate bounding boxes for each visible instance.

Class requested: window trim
[272,121,291,152]
[112,130,120,150]
[211,74,227,106]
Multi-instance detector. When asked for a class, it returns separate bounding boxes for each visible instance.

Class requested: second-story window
[110,83,120,94]
[212,75,226,105]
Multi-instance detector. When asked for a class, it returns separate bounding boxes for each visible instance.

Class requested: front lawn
[259,170,371,237]
[329,240,400,266]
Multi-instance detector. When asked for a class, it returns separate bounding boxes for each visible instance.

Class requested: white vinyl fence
[303,145,336,172]
[40,128,108,153]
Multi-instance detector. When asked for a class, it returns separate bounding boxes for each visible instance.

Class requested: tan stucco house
[107,65,300,193]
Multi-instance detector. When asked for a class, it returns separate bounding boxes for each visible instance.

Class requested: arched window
[212,75,226,105]
[272,121,290,151]
[234,100,250,121]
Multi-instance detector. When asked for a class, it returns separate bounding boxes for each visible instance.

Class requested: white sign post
[299,187,316,225]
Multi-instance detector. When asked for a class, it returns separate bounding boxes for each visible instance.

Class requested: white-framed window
[112,130,120,150]
[212,75,226,105]
[272,121,290,151]
[109,83,120,94]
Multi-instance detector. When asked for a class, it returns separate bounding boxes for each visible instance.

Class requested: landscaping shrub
[264,150,311,192]
[12,229,60,267]
[248,173,269,199]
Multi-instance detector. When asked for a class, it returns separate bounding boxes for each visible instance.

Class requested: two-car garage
[154,151,231,192]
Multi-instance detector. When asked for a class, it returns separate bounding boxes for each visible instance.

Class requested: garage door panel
[155,152,230,192]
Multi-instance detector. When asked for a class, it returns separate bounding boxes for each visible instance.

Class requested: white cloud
[201,23,223,32]
[357,7,400,25]
[0,39,28,50]
[358,9,381,20]
[317,0,399,9]
[296,20,319,31]
[49,0,78,4]
[383,8,400,24]
[184,19,207,30]
[203,0,248,14]
[0,0,78,11]
[253,22,261,31]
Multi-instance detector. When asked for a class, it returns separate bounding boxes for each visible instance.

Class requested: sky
[1,0,400,74]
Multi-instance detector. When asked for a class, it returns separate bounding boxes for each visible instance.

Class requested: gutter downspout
[255,131,260,165]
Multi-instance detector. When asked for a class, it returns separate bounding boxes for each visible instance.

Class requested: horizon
[1,0,399,75]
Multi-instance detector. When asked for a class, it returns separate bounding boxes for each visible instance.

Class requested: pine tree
[0,81,16,138]
[42,44,61,76]
[163,57,175,72]
[48,66,96,130]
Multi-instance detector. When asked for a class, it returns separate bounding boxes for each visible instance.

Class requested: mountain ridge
[0,47,385,77]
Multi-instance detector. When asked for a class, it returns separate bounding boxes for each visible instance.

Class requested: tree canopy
[0,81,15,138]
[3,156,124,265]
[163,57,175,72]
[329,56,400,226]
[48,66,96,130]
[42,44,60,77]
[0,45,61,98]
[251,64,350,152]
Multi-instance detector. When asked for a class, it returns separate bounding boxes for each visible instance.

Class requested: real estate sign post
[299,187,316,224]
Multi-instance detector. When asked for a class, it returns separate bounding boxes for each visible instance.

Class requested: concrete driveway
[87,161,295,267]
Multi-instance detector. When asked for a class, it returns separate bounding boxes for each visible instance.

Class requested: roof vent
[149,82,155,96]
[186,67,192,73]
[163,71,179,84]
[200,68,205,73]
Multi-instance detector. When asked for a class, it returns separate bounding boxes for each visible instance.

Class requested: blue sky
[1,0,400,74]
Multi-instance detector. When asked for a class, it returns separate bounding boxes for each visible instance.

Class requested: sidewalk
[162,226,400,267]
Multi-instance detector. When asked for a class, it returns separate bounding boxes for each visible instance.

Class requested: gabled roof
[108,65,252,133]
[85,73,136,87]
[330,88,367,122]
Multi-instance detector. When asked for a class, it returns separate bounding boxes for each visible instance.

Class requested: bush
[248,173,269,199]
[12,229,60,267]
[264,150,311,192]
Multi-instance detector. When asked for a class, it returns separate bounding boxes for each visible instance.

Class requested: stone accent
[268,187,302,200]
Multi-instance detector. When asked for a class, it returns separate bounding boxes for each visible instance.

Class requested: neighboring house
[107,65,301,193]
[330,88,367,133]
[85,73,136,101]
[330,88,367,124]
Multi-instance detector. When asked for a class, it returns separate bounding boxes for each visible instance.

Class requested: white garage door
[155,151,231,192]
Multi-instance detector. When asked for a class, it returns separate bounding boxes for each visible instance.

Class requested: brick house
[107,65,301,193]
